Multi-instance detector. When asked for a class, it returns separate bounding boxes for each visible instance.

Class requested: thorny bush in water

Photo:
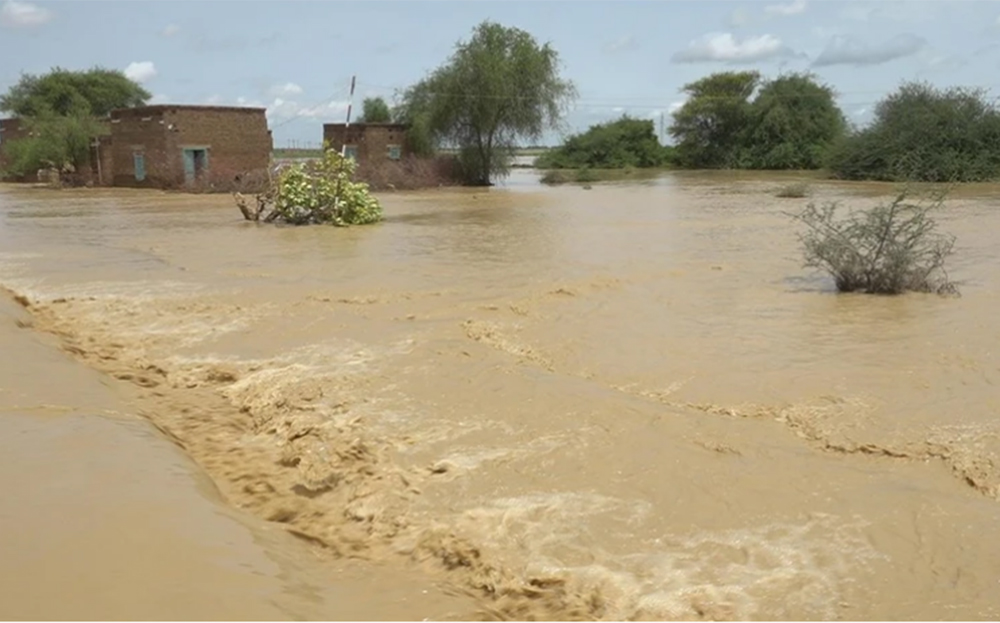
[233,147,382,226]
[790,189,959,296]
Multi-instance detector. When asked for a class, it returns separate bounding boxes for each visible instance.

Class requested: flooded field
[1,171,999,620]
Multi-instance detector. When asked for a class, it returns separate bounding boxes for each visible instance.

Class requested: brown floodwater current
[1,171,999,620]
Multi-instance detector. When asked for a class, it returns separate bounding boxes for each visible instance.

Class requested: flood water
[1,171,999,620]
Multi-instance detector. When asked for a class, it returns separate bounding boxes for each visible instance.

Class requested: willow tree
[397,21,576,186]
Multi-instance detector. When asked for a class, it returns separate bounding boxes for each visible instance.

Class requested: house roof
[110,104,268,117]
[323,122,410,129]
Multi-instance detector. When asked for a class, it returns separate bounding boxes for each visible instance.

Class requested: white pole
[332,75,357,218]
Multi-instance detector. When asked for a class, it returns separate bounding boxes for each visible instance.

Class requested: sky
[2,0,1000,147]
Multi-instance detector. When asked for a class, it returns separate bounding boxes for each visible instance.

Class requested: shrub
[537,115,670,170]
[789,189,958,295]
[775,182,811,198]
[233,147,382,226]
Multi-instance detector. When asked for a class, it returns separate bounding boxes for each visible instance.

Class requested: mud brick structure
[107,105,273,189]
[323,123,410,165]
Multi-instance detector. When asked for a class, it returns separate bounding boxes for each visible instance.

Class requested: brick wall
[109,105,272,190]
[323,123,410,165]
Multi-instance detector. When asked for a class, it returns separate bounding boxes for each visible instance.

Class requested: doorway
[182,148,209,187]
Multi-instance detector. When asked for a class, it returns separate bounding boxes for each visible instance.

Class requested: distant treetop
[0,67,151,118]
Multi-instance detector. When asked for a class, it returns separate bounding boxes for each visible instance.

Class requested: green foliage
[535,115,670,169]
[742,73,845,170]
[395,20,576,186]
[0,110,106,177]
[826,82,1000,182]
[775,182,812,198]
[669,71,761,169]
[790,189,958,295]
[358,97,391,123]
[669,71,846,170]
[234,146,382,226]
[1,67,150,117]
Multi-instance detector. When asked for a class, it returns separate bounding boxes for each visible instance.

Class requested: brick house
[322,123,409,165]
[107,105,272,189]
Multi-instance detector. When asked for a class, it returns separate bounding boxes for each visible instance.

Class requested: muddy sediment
[2,173,1000,619]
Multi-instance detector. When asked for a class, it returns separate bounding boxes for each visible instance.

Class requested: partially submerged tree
[826,82,1000,182]
[396,20,576,185]
[536,115,670,169]
[669,71,761,169]
[357,97,391,123]
[234,146,382,226]
[790,189,959,295]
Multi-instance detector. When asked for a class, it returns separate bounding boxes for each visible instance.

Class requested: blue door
[133,152,146,181]
[182,148,208,187]
[183,149,195,186]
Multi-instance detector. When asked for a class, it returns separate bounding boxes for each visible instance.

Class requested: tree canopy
[826,82,1000,183]
[668,71,845,171]
[536,115,670,169]
[1,67,151,118]
[395,20,576,185]
[358,97,391,123]
[669,71,761,169]
[742,73,845,170]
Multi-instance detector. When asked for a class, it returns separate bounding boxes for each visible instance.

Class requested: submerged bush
[775,182,811,198]
[233,147,382,226]
[790,189,958,295]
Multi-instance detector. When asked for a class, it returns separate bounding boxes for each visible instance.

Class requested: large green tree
[396,20,577,185]
[742,73,845,170]
[1,67,150,118]
[669,71,761,169]
[357,96,391,123]
[827,81,1000,182]
[1,67,149,179]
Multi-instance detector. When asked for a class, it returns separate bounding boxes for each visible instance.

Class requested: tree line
[4,20,1000,186]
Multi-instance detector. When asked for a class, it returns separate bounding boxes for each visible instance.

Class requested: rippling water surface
[2,172,999,620]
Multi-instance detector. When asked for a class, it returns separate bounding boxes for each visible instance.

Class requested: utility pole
[659,113,665,144]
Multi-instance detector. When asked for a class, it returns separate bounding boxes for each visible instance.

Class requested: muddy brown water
[1,171,999,620]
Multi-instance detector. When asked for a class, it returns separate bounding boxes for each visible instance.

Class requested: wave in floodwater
[2,180,1000,620]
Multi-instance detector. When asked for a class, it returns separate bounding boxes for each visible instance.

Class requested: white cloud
[149,93,170,105]
[813,33,927,67]
[0,0,53,28]
[765,0,807,16]
[668,97,689,114]
[161,24,179,37]
[124,61,157,84]
[268,82,304,97]
[204,94,223,105]
[672,33,798,64]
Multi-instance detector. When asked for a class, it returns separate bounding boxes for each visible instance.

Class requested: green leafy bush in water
[234,147,382,226]
[790,189,959,296]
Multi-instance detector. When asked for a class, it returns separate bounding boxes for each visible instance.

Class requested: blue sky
[2,0,1000,147]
